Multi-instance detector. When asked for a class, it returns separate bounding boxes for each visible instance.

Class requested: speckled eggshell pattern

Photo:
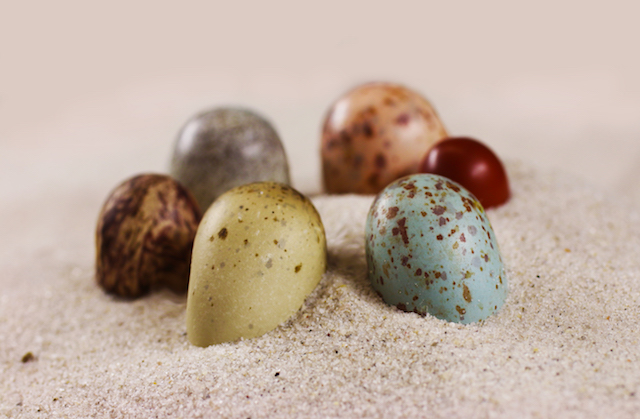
[186,182,327,347]
[321,82,448,195]
[365,174,507,324]
[170,108,290,212]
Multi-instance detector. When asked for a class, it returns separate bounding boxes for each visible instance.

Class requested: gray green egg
[170,107,290,212]
[365,174,507,323]
[186,182,326,346]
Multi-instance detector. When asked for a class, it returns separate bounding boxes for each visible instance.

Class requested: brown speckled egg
[321,82,448,194]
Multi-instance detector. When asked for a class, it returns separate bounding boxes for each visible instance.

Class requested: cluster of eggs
[95,82,510,346]
[322,83,509,324]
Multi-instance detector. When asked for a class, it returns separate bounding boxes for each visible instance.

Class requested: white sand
[1,160,640,418]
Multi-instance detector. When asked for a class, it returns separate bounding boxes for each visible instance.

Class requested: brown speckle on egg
[463,284,472,303]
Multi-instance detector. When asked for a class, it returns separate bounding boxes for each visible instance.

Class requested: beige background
[2,0,640,200]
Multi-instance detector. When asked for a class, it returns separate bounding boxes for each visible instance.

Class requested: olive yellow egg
[186,182,326,346]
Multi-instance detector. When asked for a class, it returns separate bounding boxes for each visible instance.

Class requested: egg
[170,107,291,212]
[95,174,201,298]
[365,174,507,323]
[321,82,448,195]
[186,182,327,346]
[419,137,510,209]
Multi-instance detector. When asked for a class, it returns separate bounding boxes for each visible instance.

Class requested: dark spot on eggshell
[463,284,472,303]
[386,206,399,219]
[456,305,466,315]
[415,268,422,276]
[445,181,461,193]
[362,122,374,138]
[218,228,228,239]
[295,264,302,273]
[391,218,410,245]
[432,205,446,215]
[403,181,416,190]
[374,153,387,169]
[339,130,351,145]
[396,302,407,311]
[460,233,466,242]
[395,113,410,125]
[436,234,443,240]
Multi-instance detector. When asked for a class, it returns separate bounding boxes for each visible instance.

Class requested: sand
[1,160,639,418]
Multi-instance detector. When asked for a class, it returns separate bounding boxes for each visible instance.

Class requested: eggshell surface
[365,174,507,323]
[186,182,326,346]
[95,174,201,298]
[419,137,510,209]
[170,107,290,212]
[321,82,448,195]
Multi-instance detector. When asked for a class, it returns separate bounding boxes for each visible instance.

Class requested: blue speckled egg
[365,174,507,323]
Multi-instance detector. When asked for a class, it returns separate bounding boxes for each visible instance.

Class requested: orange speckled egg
[321,82,448,194]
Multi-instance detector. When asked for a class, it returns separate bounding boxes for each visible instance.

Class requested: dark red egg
[419,137,510,208]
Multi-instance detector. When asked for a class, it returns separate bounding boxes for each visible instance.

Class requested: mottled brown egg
[321,82,448,194]
[95,174,202,298]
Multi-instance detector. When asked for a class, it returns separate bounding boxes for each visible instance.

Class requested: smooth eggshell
[365,174,507,323]
[321,82,448,195]
[170,107,291,212]
[419,137,510,209]
[186,182,326,346]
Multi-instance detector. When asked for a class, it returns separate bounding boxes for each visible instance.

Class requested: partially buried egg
[95,174,202,298]
[419,137,510,209]
[186,182,327,346]
[365,174,507,323]
[170,107,291,212]
[321,82,448,195]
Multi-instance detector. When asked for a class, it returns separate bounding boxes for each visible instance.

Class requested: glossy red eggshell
[419,137,510,208]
